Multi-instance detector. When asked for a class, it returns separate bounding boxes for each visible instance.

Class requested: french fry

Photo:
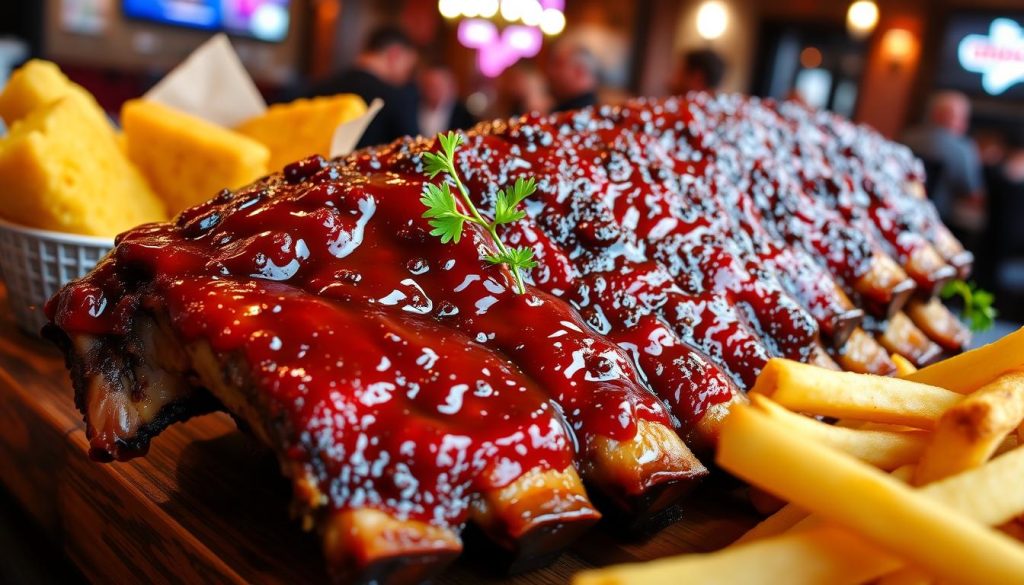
[892,353,918,377]
[834,420,922,433]
[732,503,808,545]
[914,371,1024,485]
[750,359,962,429]
[889,464,916,483]
[922,447,1024,526]
[576,445,1024,585]
[765,423,1024,528]
[716,406,1024,585]
[905,326,1024,393]
[750,395,928,470]
[875,566,934,585]
[573,524,899,585]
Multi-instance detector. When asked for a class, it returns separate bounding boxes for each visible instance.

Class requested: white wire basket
[0,217,113,335]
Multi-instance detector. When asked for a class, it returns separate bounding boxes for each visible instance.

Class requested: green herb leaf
[494,177,536,225]
[940,280,997,332]
[421,152,449,179]
[507,246,538,270]
[419,131,537,294]
[420,183,467,243]
[427,214,466,244]
[438,131,463,160]
[484,247,537,269]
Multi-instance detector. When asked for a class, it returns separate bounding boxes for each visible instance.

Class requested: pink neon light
[457,18,498,48]
[505,25,542,57]
[454,5,566,77]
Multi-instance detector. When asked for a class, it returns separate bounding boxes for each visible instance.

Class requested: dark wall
[0,1,43,57]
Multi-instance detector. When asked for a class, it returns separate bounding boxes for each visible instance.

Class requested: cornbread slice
[122,99,270,215]
[0,59,110,129]
[0,95,166,236]
[236,94,367,170]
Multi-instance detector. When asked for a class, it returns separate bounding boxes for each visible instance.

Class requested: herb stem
[420,131,536,296]
[448,166,525,294]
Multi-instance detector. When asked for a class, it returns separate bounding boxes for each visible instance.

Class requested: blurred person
[417,62,475,137]
[972,129,1010,289]
[974,129,1008,168]
[309,26,419,148]
[672,48,726,94]
[902,91,985,232]
[984,140,1024,285]
[496,61,553,117]
[545,41,600,113]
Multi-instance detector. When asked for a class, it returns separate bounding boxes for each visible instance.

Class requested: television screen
[123,0,291,42]
[936,12,1024,99]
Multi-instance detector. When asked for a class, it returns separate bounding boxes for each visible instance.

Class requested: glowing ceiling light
[847,1,879,39]
[881,28,916,68]
[479,0,500,19]
[438,0,462,20]
[501,0,527,22]
[462,1,480,18]
[521,0,543,27]
[539,8,565,36]
[696,1,728,40]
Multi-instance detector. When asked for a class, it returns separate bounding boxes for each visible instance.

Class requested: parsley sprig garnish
[941,280,996,332]
[420,131,537,294]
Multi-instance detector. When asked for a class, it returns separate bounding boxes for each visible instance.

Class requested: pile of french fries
[575,328,1024,585]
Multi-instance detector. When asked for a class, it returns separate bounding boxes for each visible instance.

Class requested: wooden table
[0,290,759,584]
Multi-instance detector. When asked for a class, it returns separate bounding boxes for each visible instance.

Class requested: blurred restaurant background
[1,0,1023,324]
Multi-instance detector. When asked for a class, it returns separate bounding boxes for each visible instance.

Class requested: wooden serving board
[0,287,759,584]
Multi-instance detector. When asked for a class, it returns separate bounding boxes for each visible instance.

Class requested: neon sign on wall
[957,18,1024,95]
[440,0,566,77]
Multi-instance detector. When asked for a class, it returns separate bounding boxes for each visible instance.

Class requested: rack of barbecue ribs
[44,93,971,584]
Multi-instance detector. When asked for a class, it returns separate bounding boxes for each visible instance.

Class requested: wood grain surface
[0,289,759,584]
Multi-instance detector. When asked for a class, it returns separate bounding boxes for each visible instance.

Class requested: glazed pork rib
[45,93,968,583]
[45,154,710,583]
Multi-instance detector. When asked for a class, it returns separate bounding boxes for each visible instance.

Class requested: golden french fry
[830,421,920,432]
[892,353,918,377]
[922,447,1024,526]
[905,327,1024,393]
[875,566,934,585]
[716,406,1024,585]
[793,451,1022,532]
[750,359,962,429]
[576,445,1024,585]
[732,503,808,546]
[889,464,916,483]
[783,464,914,534]
[750,395,928,469]
[914,371,1024,485]
[858,421,923,432]
[573,524,898,585]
